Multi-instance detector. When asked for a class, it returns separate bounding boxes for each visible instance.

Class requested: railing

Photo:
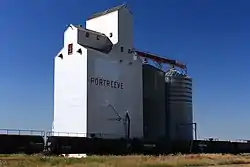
[46,131,125,138]
[0,129,45,136]
[46,131,87,137]
[0,128,126,139]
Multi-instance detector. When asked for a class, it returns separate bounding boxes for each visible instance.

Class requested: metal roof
[165,68,188,78]
[87,3,128,20]
[73,25,106,36]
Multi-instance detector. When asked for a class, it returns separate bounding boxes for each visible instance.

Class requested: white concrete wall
[87,49,143,139]
[53,26,88,137]
[86,11,119,45]
[53,6,143,139]
[118,7,133,48]
[86,6,133,49]
[85,6,142,139]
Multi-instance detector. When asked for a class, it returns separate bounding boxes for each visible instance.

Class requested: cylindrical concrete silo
[165,68,193,141]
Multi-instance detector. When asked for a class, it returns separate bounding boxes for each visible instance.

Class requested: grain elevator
[53,4,143,139]
[53,4,194,142]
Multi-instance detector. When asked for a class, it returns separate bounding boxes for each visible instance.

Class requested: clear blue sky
[0,0,250,140]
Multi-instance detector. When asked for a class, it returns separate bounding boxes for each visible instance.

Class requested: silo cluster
[143,65,193,141]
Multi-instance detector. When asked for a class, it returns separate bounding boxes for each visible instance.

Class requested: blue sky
[0,0,250,140]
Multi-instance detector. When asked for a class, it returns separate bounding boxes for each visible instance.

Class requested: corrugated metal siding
[142,64,166,140]
[165,69,193,141]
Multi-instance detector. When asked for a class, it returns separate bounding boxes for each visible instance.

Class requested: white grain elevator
[53,4,144,139]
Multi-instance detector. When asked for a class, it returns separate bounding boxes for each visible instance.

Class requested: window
[68,43,73,55]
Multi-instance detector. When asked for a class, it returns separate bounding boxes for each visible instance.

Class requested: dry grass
[1,154,250,167]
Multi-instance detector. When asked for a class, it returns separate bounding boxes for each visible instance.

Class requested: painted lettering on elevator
[90,77,124,89]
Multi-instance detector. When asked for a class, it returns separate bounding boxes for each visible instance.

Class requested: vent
[77,49,82,55]
[58,54,63,59]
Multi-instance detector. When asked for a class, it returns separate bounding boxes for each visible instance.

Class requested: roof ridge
[86,3,128,20]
